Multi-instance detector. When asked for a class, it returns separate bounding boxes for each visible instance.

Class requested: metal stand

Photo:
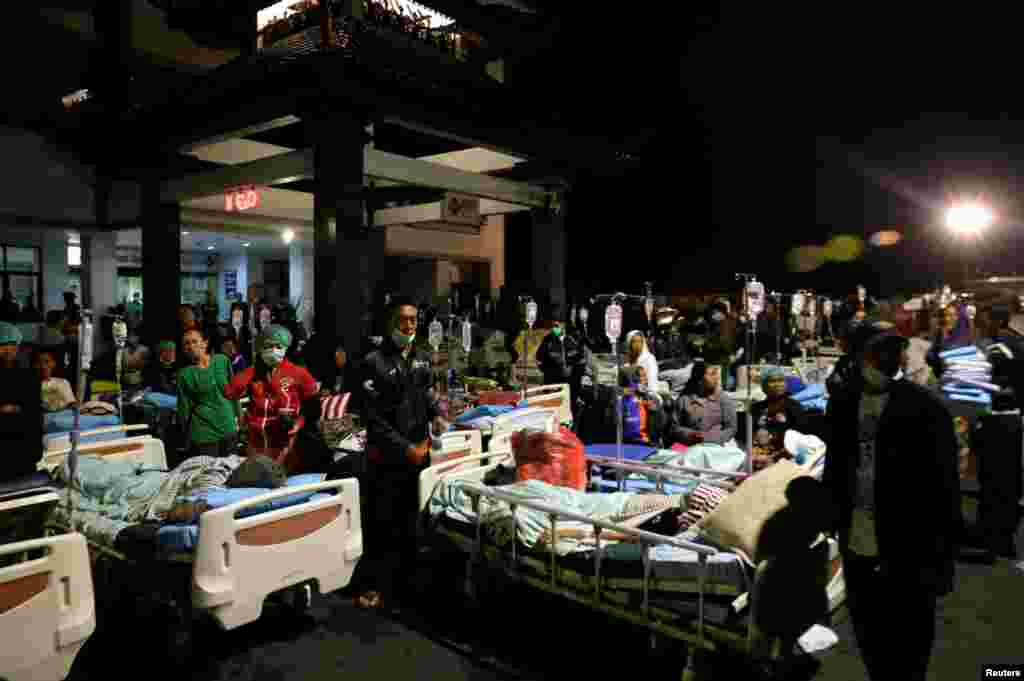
[593,290,645,491]
[68,310,94,518]
[737,275,763,476]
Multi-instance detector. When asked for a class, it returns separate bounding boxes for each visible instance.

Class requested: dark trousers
[355,463,421,596]
[189,432,238,458]
[843,552,938,681]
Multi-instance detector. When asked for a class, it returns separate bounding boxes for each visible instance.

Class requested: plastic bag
[512,426,587,491]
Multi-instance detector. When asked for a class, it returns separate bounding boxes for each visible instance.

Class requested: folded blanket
[142,392,177,410]
[455,404,516,424]
[791,384,826,402]
[643,444,747,479]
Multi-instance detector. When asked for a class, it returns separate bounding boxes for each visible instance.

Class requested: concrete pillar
[247,255,264,292]
[530,195,567,317]
[289,241,314,332]
[42,235,67,313]
[141,183,182,347]
[81,231,118,355]
[311,114,375,352]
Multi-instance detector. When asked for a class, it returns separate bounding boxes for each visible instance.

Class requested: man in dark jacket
[823,327,961,681]
[535,311,591,422]
[355,298,446,610]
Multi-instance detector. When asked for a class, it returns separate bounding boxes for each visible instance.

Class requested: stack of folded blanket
[791,384,828,412]
[940,346,995,405]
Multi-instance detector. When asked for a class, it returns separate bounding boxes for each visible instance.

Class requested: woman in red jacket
[224,324,318,472]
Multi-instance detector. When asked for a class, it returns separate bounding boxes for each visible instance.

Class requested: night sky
[513,13,1024,301]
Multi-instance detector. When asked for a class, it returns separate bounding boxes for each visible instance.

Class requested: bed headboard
[39,435,168,472]
[418,449,513,518]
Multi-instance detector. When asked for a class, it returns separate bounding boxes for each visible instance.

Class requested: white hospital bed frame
[1,490,95,681]
[522,384,573,426]
[42,426,363,634]
[418,445,845,678]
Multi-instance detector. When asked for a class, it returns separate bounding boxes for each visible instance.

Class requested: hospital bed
[418,438,845,678]
[521,384,573,427]
[1,477,95,681]
[39,425,362,650]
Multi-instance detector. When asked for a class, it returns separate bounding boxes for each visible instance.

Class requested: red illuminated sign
[225,186,260,212]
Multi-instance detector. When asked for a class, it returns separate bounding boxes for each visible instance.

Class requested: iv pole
[69,309,94,518]
[736,274,763,476]
[592,290,645,491]
[112,316,128,423]
[519,296,537,397]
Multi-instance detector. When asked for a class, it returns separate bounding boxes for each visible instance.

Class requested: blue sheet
[591,477,697,495]
[44,410,121,434]
[142,392,177,410]
[455,404,516,424]
[44,430,126,448]
[158,474,332,552]
[585,444,658,461]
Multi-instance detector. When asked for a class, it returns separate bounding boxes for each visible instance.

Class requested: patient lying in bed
[429,478,729,556]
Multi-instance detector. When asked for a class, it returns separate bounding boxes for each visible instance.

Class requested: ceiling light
[282,229,295,245]
[182,231,190,236]
[242,242,251,248]
[207,246,215,251]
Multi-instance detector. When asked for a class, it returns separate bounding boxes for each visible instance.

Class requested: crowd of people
[3,278,1017,681]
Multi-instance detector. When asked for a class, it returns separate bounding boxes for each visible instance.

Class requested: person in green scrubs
[178,327,239,457]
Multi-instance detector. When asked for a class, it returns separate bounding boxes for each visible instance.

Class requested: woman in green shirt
[179,327,239,457]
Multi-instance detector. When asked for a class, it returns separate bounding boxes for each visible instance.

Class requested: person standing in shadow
[823,325,961,681]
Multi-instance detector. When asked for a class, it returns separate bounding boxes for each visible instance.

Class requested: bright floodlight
[945,203,994,236]
[282,229,295,245]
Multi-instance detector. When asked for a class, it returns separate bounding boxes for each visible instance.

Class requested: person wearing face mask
[356,297,447,611]
[823,326,961,681]
[535,310,591,419]
[668,361,738,447]
[178,328,238,457]
[224,324,318,468]
[144,340,180,395]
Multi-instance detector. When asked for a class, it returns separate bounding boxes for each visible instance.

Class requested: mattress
[156,473,331,552]
[44,410,121,434]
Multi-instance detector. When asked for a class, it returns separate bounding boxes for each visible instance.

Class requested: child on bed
[33,348,77,412]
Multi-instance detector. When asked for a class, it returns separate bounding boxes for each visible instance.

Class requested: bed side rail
[192,478,360,630]
[459,481,717,556]
[587,454,750,481]
[589,459,738,492]
[0,533,95,681]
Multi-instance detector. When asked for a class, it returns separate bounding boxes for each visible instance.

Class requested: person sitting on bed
[747,366,807,469]
[667,361,737,447]
[619,366,665,446]
[33,348,77,412]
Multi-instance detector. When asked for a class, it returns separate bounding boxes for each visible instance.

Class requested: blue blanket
[455,404,516,424]
[142,392,177,410]
[44,410,121,435]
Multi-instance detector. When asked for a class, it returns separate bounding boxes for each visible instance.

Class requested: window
[68,245,82,267]
[1,245,43,313]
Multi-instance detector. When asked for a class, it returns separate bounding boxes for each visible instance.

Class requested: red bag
[512,426,587,491]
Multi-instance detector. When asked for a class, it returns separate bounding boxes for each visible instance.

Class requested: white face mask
[262,348,286,366]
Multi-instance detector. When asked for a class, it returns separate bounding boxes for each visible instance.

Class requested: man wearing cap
[224,324,318,470]
[356,298,447,610]
[823,324,961,681]
[0,321,24,369]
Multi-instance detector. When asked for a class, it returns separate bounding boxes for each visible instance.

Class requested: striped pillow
[679,483,729,532]
[320,393,351,421]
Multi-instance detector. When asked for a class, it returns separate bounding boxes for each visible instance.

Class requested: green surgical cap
[258,324,292,350]
[760,366,786,389]
[0,322,22,346]
[159,340,176,351]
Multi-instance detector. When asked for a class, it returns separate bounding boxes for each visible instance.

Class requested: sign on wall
[224,270,238,298]
[225,186,260,212]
